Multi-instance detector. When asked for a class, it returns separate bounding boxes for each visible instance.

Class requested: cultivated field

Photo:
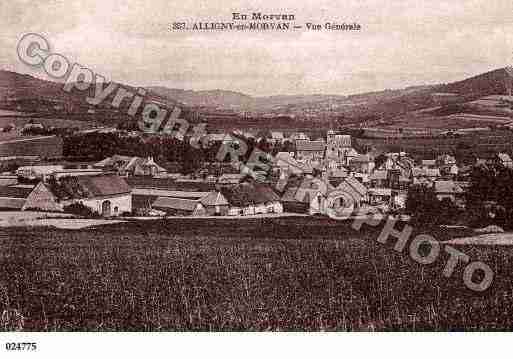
[0,217,511,331]
[355,130,513,159]
[0,110,35,117]
[0,117,96,129]
[388,114,511,130]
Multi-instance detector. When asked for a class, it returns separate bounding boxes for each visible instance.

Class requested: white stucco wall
[79,194,132,216]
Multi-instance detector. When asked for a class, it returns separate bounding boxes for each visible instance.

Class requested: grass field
[0,110,35,117]
[0,217,512,331]
[388,115,510,130]
[355,130,513,159]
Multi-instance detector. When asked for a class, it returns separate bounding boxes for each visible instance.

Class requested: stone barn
[49,174,132,216]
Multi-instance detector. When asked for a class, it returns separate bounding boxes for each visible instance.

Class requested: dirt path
[447,233,513,246]
[0,211,125,229]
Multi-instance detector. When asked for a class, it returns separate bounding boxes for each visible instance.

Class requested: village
[1,122,509,225]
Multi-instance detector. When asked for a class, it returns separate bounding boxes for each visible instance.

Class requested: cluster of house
[1,129,512,219]
[0,154,283,218]
[271,131,513,215]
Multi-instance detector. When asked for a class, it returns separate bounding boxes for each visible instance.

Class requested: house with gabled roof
[200,191,230,216]
[437,154,456,167]
[433,180,465,207]
[220,182,283,216]
[95,155,167,177]
[48,174,132,216]
[370,170,388,188]
[0,185,35,210]
[0,183,62,212]
[439,164,459,178]
[326,168,349,187]
[270,131,285,144]
[412,167,441,185]
[274,152,313,176]
[348,154,375,174]
[281,174,367,216]
[16,165,64,180]
[131,186,232,216]
[206,133,239,146]
[335,176,368,207]
[289,132,310,141]
[218,173,246,184]
[421,159,436,169]
[377,153,414,181]
[131,187,210,215]
[295,140,325,165]
[152,197,206,216]
[368,187,392,206]
[281,176,331,215]
[23,182,63,212]
[495,153,513,169]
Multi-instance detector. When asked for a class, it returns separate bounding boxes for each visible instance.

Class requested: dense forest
[62,132,296,174]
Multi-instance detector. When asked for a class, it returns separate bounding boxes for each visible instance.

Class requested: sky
[1,0,513,96]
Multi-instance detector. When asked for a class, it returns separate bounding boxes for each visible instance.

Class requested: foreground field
[0,217,512,331]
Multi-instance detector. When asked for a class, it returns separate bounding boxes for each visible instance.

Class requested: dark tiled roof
[344,177,368,196]
[350,154,372,163]
[0,186,33,198]
[370,170,387,180]
[329,169,348,178]
[0,197,25,209]
[218,174,246,183]
[295,140,325,152]
[152,197,200,211]
[336,179,367,202]
[281,177,335,203]
[281,186,301,202]
[200,192,229,206]
[49,175,131,200]
[220,183,280,206]
[94,155,132,168]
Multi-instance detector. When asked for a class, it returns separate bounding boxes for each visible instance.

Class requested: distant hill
[1,67,512,129]
[0,70,187,127]
[149,86,351,110]
[440,67,512,97]
[149,68,513,116]
[148,87,254,108]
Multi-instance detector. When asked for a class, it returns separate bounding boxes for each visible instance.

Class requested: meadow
[355,130,513,160]
[0,217,512,331]
[0,116,96,130]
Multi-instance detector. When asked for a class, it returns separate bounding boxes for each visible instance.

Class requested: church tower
[326,131,351,157]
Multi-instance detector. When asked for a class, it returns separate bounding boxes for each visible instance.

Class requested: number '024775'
[5,342,37,351]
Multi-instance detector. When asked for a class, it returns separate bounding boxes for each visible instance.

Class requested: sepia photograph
[1,0,513,356]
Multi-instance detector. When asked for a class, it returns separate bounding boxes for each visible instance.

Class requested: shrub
[63,202,100,218]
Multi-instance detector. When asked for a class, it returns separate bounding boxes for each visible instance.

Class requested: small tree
[63,202,99,218]
[406,184,442,225]
[438,198,460,225]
